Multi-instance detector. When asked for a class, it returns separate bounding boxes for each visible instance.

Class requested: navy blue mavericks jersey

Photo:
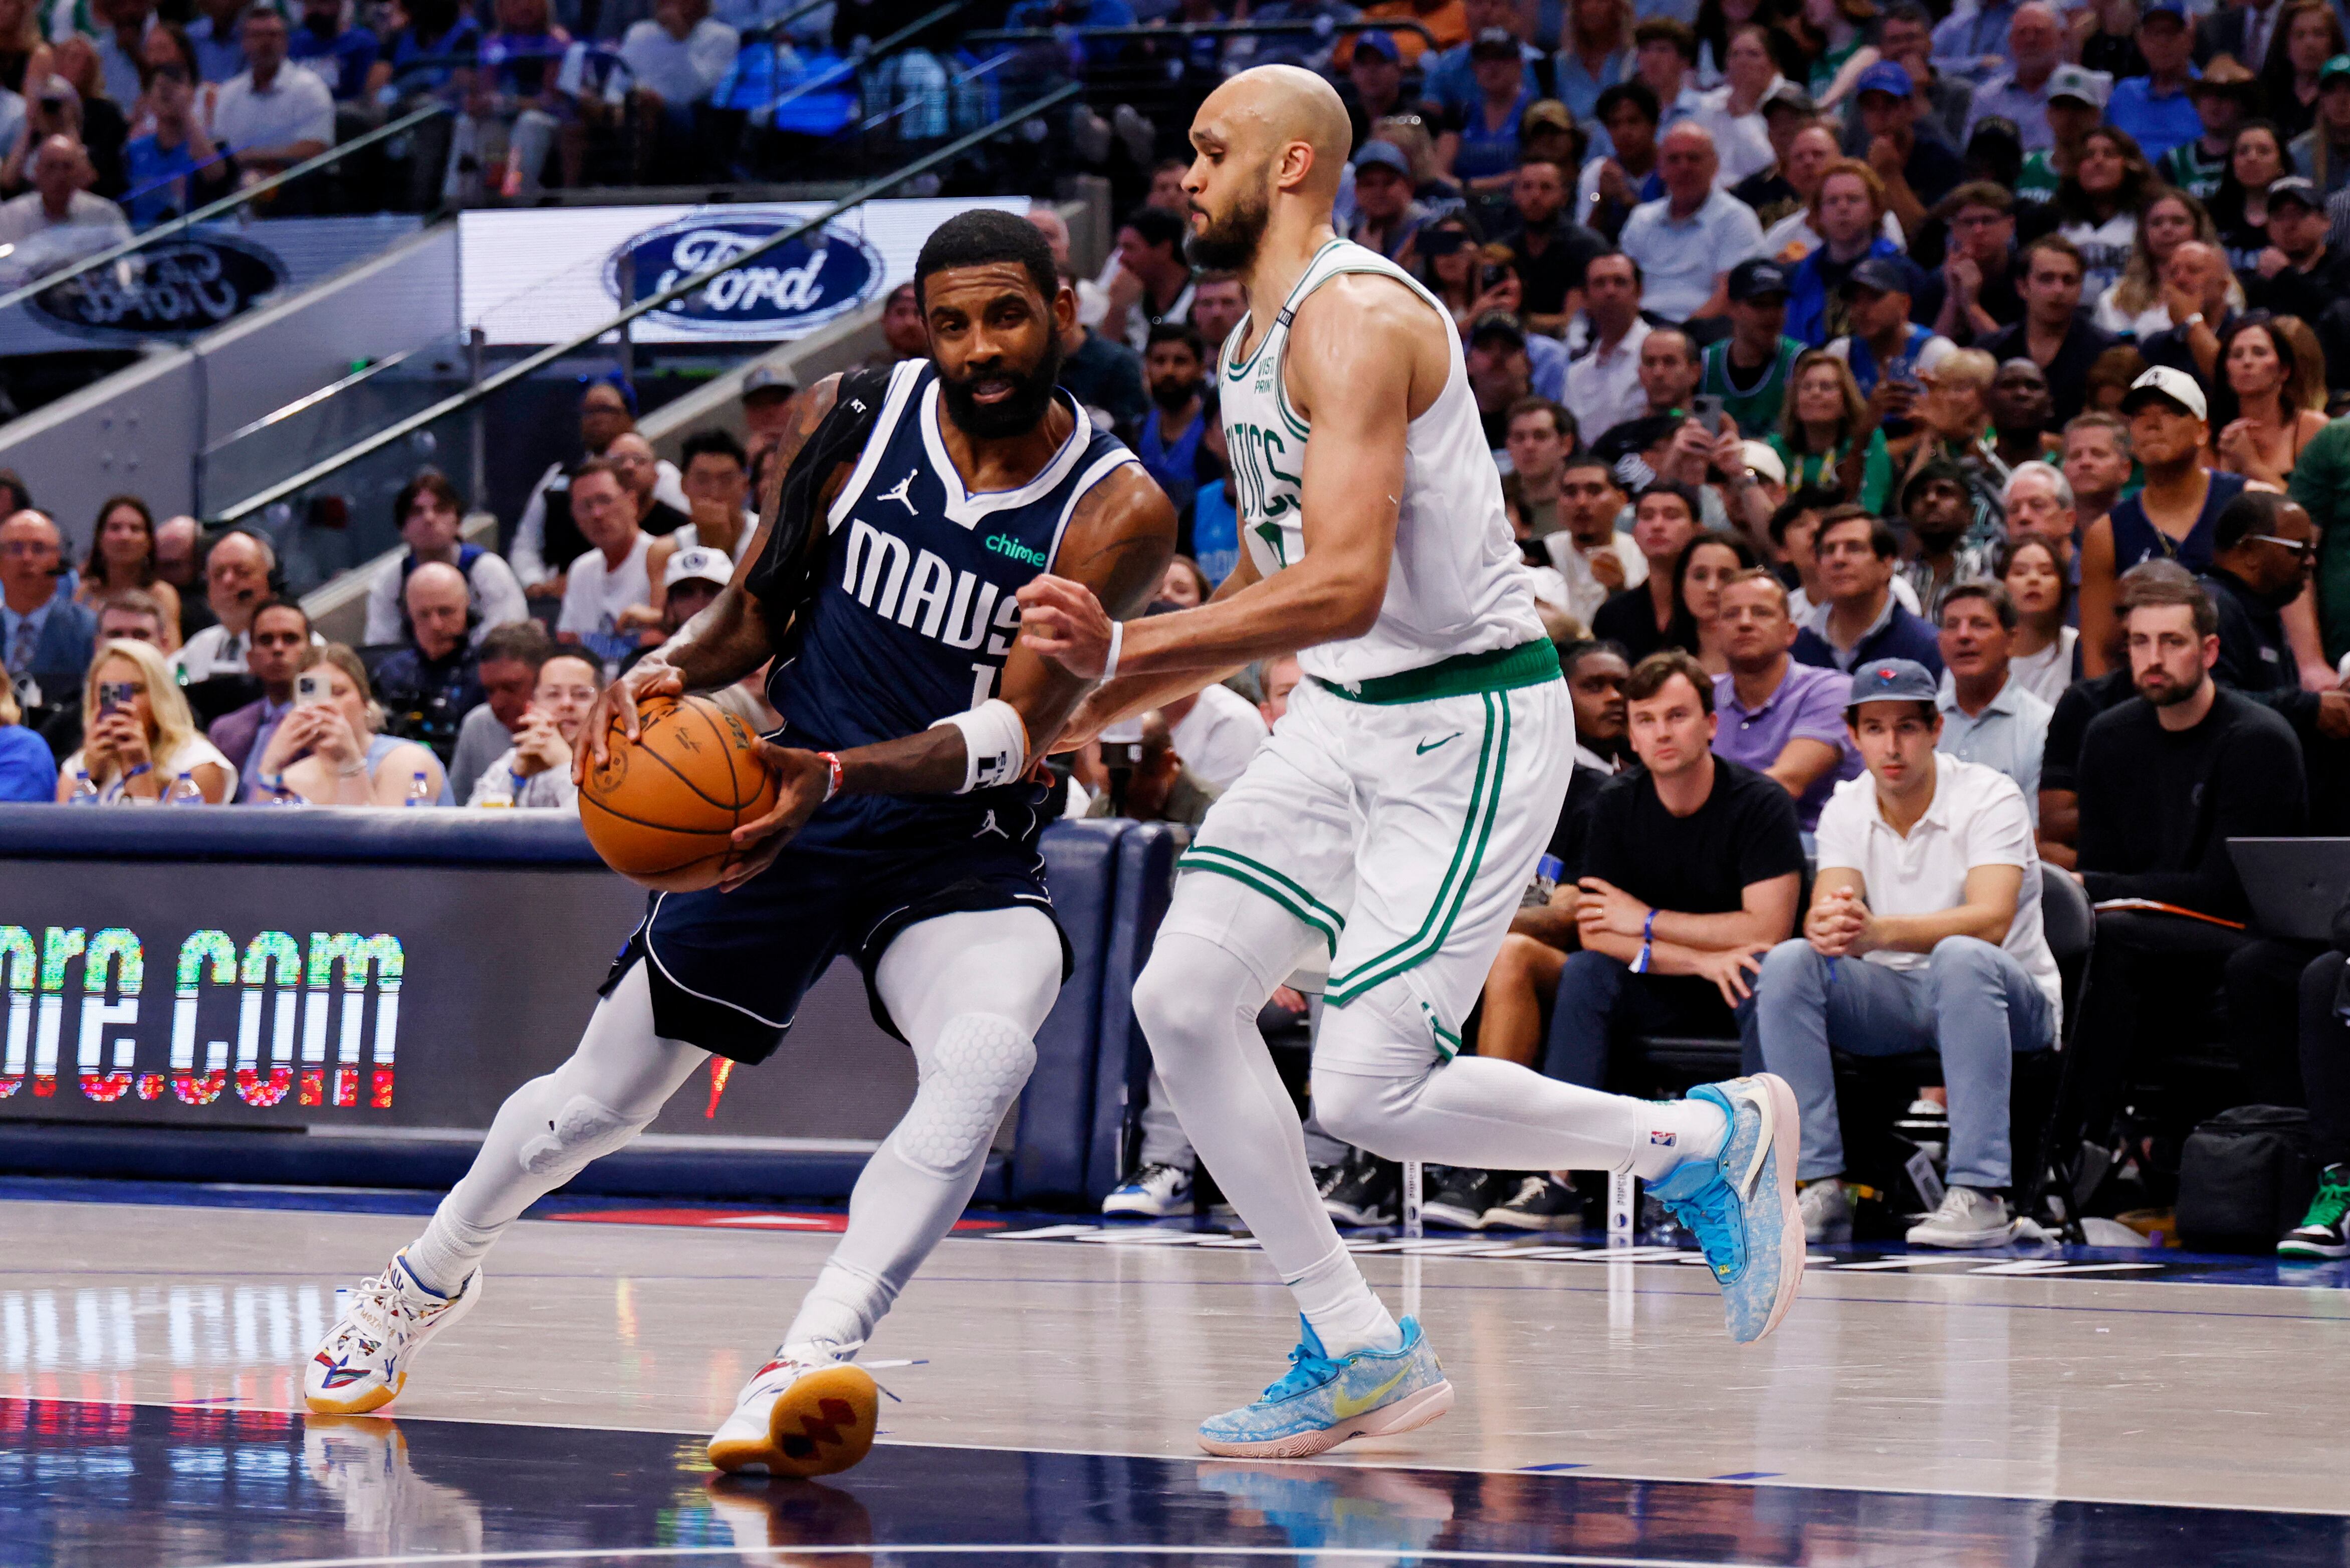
[767,359,1136,828]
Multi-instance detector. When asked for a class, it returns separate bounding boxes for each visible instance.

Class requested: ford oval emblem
[603,215,885,337]
[31,233,286,339]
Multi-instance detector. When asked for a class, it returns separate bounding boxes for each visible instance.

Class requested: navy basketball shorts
[601,791,1068,1064]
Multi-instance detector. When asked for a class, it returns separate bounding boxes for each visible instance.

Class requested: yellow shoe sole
[305,1370,402,1416]
[707,1364,878,1478]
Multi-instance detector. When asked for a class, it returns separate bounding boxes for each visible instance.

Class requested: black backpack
[2176,1105,2319,1252]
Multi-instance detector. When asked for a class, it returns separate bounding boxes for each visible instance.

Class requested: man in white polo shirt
[1754,657,2059,1250]
[1616,121,1765,325]
[210,8,334,179]
[556,458,656,679]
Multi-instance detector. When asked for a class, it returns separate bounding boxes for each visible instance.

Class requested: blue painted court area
[3,1396,2341,1568]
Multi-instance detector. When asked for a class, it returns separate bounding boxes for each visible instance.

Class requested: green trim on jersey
[1701,336,1807,439]
[1224,238,1346,382]
[2158,140,2227,203]
[1177,846,1345,955]
[2016,151,2059,205]
[1309,639,1562,705]
[1325,691,1512,1007]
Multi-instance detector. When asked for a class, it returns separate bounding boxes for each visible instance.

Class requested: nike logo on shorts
[1416,733,1462,755]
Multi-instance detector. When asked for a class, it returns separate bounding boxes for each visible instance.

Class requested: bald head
[404,561,471,659]
[1195,65,1352,199]
[1186,66,1354,272]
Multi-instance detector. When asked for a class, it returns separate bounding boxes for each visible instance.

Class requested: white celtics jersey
[1217,238,1545,687]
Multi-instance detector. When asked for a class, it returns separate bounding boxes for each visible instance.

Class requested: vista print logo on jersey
[604,216,885,337]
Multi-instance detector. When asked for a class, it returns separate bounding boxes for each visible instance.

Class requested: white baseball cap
[663,545,733,591]
[2120,365,2207,422]
[1742,439,1787,487]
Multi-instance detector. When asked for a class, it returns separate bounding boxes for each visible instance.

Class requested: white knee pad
[892,1013,1036,1178]
[516,1088,655,1180]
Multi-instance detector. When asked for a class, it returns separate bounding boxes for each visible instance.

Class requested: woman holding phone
[56,639,233,803]
[252,645,450,806]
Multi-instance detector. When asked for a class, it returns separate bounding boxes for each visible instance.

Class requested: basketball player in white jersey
[1016,66,1807,1458]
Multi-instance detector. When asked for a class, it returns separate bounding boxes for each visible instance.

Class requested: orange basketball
[579,695,781,891]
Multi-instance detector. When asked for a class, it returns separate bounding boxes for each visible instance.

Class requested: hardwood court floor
[5,1189,2348,1548]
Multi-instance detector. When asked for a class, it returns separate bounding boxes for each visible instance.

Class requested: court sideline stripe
[193,1545,1764,1568]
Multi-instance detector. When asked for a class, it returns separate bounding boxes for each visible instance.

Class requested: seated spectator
[1757,657,2059,1247]
[361,470,527,649]
[606,431,690,541]
[619,544,732,679]
[2059,410,2132,529]
[2277,886,2350,1257]
[1476,638,1633,1067]
[1596,322,1709,475]
[1106,206,1196,352]
[446,0,568,203]
[1468,313,1541,449]
[1631,15,1704,128]
[2104,0,2200,162]
[1897,457,1996,612]
[0,509,98,701]
[287,0,380,104]
[1503,397,1571,537]
[468,650,598,808]
[2057,564,2308,1167]
[1547,454,1644,628]
[2292,51,2350,194]
[511,377,686,602]
[1960,4,2069,151]
[739,364,797,458]
[57,637,233,803]
[1851,59,1963,235]
[1907,346,2004,509]
[1711,567,1859,830]
[251,644,450,806]
[864,282,930,370]
[1793,506,1947,673]
[0,135,129,285]
[645,432,757,597]
[2132,239,2237,391]
[2094,187,2239,340]
[2001,533,2079,704]
[616,0,737,182]
[1781,159,1902,346]
[371,563,484,765]
[1772,347,1894,514]
[1701,259,1805,438]
[209,9,334,183]
[1545,647,1803,1091]
[1592,482,1703,659]
[1827,257,1955,403]
[95,592,169,650]
[448,619,552,804]
[74,496,180,647]
[1580,82,1666,244]
[2079,367,2250,673]
[1562,251,1651,444]
[1934,578,2053,813]
[2200,490,2350,746]
[121,49,230,227]
[1923,182,2026,348]
[173,530,280,685]
[1617,122,1763,323]
[2209,312,2332,492]
[1436,32,1539,194]
[1985,363,2059,486]
[1163,664,1269,792]
[1982,236,2116,426]
[153,515,210,638]
[1689,23,1777,186]
[1675,527,1760,673]
[206,597,310,789]
[1056,268,1150,447]
[0,660,56,801]
[1135,323,1225,521]
[185,0,246,84]
[2243,179,2350,359]
[555,459,655,677]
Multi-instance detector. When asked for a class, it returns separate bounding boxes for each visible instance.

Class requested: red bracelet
[816,751,844,802]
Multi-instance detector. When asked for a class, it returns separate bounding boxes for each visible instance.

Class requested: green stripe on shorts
[1177,846,1344,956]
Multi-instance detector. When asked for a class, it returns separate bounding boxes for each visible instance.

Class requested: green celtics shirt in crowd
[2015,151,2060,206]
[1702,335,1807,437]
[2287,417,2350,662]
[1767,427,1895,515]
[2157,139,2227,202]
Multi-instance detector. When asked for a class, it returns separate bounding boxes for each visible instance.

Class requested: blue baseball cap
[2140,0,2188,21]
[1352,27,1400,61]
[1854,60,1913,99]
[1848,659,1939,708]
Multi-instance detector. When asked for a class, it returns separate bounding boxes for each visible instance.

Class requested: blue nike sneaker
[1649,1073,1805,1346]
[1197,1316,1454,1458]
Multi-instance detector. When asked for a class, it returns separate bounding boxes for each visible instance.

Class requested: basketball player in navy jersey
[304,212,1177,1478]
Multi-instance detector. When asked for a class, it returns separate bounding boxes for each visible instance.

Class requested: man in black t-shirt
[1543,650,1806,1090]
[1497,157,1610,338]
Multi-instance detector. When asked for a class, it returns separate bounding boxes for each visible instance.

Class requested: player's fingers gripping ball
[580,695,781,891]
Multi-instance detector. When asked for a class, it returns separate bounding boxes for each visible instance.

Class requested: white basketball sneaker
[707,1354,879,1477]
[304,1251,481,1416]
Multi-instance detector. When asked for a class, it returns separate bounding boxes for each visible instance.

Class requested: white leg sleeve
[1135,879,1400,1356]
[406,962,708,1294]
[779,908,1061,1359]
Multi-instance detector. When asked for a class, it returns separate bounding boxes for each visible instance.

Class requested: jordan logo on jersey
[841,517,1021,654]
[877,468,919,515]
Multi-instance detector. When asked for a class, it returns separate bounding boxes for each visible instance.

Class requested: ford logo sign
[31,234,286,339]
[603,215,884,337]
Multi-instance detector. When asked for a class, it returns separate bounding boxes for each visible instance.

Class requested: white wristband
[1100,618,1123,685]
[929,698,1030,794]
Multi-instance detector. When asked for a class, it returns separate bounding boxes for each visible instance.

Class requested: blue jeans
[1754,937,2054,1190]
[1542,950,1761,1089]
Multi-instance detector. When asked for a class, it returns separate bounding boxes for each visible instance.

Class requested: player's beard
[937,337,1065,440]
[1187,187,1270,272]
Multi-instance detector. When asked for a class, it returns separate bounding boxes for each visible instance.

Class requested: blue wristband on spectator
[1631,909,1656,975]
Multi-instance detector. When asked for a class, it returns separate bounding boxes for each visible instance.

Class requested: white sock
[780,1259,887,1361]
[1286,1243,1402,1356]
[403,1209,498,1297]
[1627,1096,1730,1183]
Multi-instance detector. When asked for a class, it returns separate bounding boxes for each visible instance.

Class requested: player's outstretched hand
[719,742,832,893]
[575,658,686,784]
[1015,574,1113,680]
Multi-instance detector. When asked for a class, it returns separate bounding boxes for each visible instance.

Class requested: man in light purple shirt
[1710,568,1859,830]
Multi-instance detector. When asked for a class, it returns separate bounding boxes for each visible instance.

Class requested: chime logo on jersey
[840,517,1021,654]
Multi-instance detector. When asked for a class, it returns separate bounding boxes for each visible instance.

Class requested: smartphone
[1690,393,1727,435]
[295,671,332,707]
[97,681,133,715]
[1097,717,1145,815]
